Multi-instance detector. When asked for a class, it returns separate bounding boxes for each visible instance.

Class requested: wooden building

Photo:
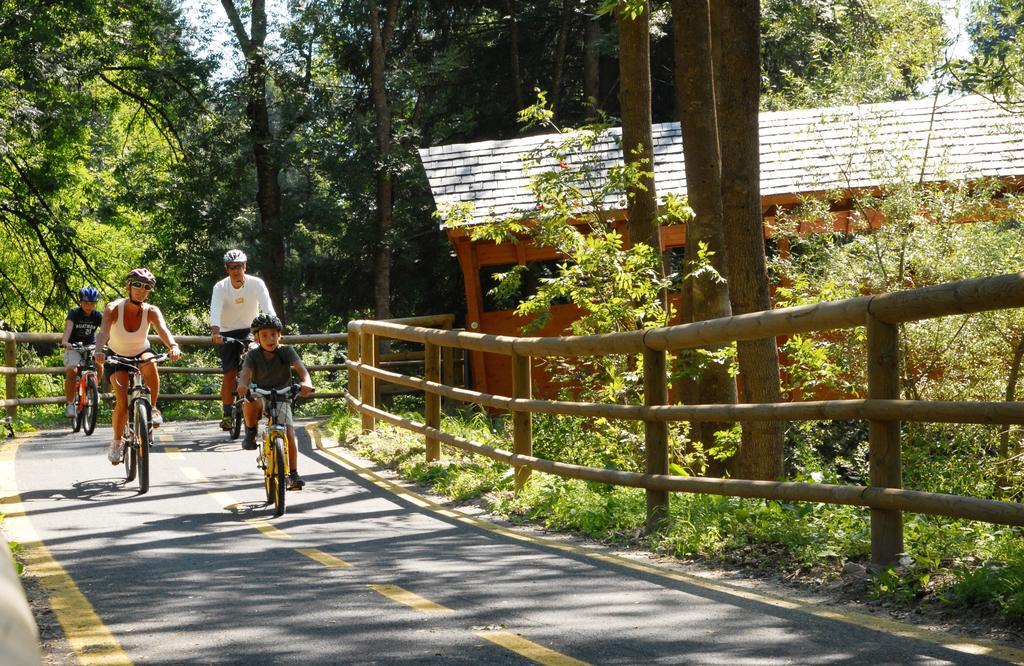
[418,95,1024,398]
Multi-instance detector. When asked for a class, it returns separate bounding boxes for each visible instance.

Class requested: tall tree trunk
[551,0,573,121]
[999,333,1024,491]
[220,0,285,317]
[503,0,524,112]
[671,0,736,477]
[712,0,784,480]
[369,0,399,322]
[616,1,658,251]
[584,2,602,119]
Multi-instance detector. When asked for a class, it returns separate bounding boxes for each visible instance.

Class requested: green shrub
[943,563,1024,619]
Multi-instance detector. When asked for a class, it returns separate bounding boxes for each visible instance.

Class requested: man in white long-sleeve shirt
[210,249,277,430]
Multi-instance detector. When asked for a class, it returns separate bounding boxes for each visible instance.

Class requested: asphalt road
[4,418,1021,665]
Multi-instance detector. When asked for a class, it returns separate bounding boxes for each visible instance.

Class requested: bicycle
[104,352,168,494]
[221,335,254,440]
[68,343,100,436]
[248,384,300,517]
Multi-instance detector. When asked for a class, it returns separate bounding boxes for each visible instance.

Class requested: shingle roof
[418,95,1024,228]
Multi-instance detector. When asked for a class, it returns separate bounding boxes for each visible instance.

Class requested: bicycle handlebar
[69,343,96,351]
[101,353,170,367]
[249,384,302,401]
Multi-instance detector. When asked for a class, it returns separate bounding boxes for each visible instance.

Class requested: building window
[479,260,569,312]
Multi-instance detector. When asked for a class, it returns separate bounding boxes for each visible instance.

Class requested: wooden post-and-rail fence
[346,272,1024,567]
[0,314,461,418]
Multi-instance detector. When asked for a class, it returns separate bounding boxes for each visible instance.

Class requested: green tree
[0,0,212,331]
[948,0,1024,107]
[671,0,737,475]
[760,0,946,110]
[219,0,289,316]
[714,0,786,480]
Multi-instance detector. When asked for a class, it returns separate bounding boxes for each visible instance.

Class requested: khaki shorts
[63,349,85,370]
[259,398,293,427]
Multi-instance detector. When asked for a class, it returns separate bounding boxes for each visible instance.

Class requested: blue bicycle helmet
[78,286,100,302]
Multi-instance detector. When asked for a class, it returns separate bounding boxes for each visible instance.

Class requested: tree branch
[219,0,254,55]
[98,72,185,156]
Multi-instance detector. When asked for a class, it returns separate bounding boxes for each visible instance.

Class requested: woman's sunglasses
[128,281,154,291]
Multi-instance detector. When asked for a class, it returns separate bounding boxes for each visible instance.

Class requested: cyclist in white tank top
[106,300,152,357]
[94,268,181,465]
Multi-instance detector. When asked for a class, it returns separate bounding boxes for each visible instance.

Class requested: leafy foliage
[0,0,214,331]
[760,0,946,110]
[947,0,1024,108]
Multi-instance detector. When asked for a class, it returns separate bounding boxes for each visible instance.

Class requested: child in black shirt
[60,287,103,417]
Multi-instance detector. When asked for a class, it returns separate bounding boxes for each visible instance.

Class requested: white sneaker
[65,403,76,418]
[151,407,163,427]
[108,441,123,465]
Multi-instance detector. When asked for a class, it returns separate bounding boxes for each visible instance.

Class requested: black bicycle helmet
[250,313,283,333]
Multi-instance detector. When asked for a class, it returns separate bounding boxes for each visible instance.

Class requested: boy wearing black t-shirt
[237,314,313,489]
[60,287,103,417]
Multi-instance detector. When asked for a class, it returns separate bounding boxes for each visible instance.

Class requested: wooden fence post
[347,328,359,416]
[441,345,455,412]
[360,331,377,434]
[867,314,903,566]
[511,352,532,492]
[424,341,441,462]
[5,340,15,419]
[643,347,669,532]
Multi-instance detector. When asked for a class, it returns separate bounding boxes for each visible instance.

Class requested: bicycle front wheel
[135,402,151,494]
[71,380,83,433]
[83,376,99,436]
[124,431,137,483]
[271,437,286,517]
[263,438,274,504]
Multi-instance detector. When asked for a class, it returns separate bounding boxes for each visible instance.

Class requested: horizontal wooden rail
[345,394,1024,527]
[0,334,351,413]
[0,391,346,408]
[1,364,348,376]
[347,360,1024,425]
[0,332,346,346]
[349,272,1024,357]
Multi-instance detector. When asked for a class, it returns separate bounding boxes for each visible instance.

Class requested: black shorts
[219,328,253,372]
[103,348,154,376]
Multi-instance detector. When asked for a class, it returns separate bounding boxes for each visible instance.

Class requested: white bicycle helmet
[223,249,247,264]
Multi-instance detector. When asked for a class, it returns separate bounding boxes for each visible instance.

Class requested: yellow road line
[307,424,1024,666]
[296,547,351,568]
[207,490,240,510]
[245,518,290,539]
[164,446,182,459]
[183,464,289,539]
[477,631,589,666]
[156,433,173,442]
[180,467,208,483]
[368,584,453,613]
[0,436,131,665]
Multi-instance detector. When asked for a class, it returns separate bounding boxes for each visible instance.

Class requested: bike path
[3,420,1022,665]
